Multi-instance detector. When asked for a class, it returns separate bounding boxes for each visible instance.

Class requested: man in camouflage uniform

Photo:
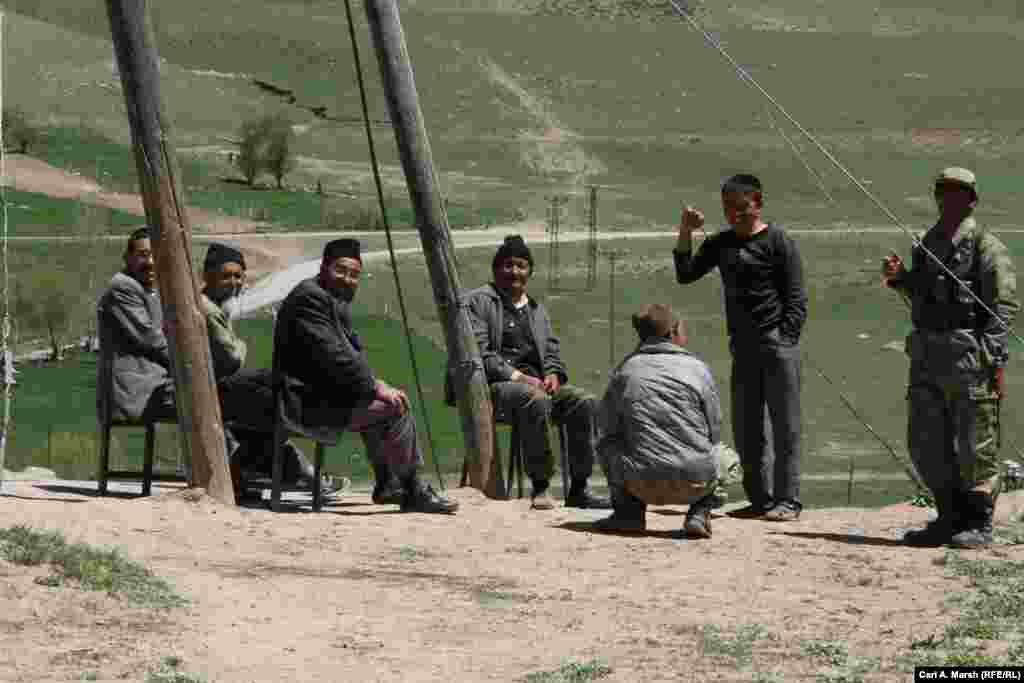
[883,167,1019,548]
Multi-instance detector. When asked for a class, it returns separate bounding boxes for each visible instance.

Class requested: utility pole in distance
[545,193,568,292]
[363,0,499,497]
[604,248,629,367]
[586,185,598,289]
[105,0,233,504]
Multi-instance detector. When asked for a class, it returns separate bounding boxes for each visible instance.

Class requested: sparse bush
[701,624,767,669]
[145,657,206,683]
[523,658,612,683]
[0,525,187,608]
[3,105,41,154]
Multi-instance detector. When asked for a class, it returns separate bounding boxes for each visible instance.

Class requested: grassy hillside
[3,0,1024,229]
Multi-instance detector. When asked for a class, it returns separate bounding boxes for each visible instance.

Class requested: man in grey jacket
[96,227,175,425]
[595,304,740,537]
[466,235,610,510]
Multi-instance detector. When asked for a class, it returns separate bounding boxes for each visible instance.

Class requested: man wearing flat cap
[274,238,458,514]
[464,235,610,510]
[595,304,740,537]
[199,243,331,496]
[883,167,1019,548]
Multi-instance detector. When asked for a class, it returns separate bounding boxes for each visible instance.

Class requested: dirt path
[1,482,1022,682]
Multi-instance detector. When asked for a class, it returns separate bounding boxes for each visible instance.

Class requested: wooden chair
[97,413,185,496]
[460,416,570,501]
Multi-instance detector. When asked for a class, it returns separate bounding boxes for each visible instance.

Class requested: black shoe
[593,511,646,533]
[903,491,959,547]
[565,486,612,510]
[401,482,459,514]
[372,479,405,505]
[727,503,770,519]
[683,495,715,539]
[948,491,994,549]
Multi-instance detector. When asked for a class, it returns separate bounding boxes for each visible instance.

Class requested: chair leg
[511,422,525,499]
[98,423,112,496]
[558,423,570,503]
[270,424,285,513]
[312,442,325,512]
[142,423,156,497]
[459,459,469,488]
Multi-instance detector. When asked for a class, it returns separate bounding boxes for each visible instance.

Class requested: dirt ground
[1,481,1023,682]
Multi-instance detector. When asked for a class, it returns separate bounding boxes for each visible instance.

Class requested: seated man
[466,235,610,510]
[595,304,740,538]
[274,238,457,514]
[97,227,175,425]
[199,243,342,496]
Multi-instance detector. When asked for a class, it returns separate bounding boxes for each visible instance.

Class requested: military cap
[936,167,977,189]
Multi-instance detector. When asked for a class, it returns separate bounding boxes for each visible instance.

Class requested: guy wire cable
[666,0,1022,346]
[343,0,445,490]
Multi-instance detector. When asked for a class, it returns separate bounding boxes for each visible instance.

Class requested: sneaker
[400,482,459,514]
[564,487,612,510]
[727,504,769,519]
[530,491,556,510]
[763,502,801,522]
[593,511,646,533]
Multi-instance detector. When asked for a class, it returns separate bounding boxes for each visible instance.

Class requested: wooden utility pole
[363,0,498,496]
[105,0,233,504]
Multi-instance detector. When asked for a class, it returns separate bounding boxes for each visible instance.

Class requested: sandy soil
[1,481,1023,682]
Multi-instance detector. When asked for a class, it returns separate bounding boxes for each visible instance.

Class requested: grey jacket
[465,283,568,383]
[598,340,722,482]
[96,272,172,422]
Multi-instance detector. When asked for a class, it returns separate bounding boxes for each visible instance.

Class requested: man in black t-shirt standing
[674,174,808,521]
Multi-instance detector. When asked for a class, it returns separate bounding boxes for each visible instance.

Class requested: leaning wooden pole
[363,0,498,497]
[105,0,234,504]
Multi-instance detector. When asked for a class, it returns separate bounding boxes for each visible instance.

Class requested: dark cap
[492,234,534,270]
[721,173,763,195]
[203,243,246,272]
[632,303,678,341]
[323,238,362,263]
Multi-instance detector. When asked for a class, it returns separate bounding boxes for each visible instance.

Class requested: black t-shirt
[499,300,543,378]
[674,223,808,346]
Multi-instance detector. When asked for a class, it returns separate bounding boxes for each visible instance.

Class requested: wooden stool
[97,415,185,496]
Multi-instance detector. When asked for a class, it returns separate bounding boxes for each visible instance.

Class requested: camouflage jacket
[888,217,1019,368]
[200,292,247,381]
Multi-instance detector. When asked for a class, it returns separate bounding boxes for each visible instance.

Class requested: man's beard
[215,286,245,320]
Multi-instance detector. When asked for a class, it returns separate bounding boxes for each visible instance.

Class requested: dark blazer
[272,277,376,441]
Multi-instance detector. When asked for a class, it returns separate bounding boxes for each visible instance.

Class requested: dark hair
[721,174,763,196]
[128,226,150,242]
[632,303,678,341]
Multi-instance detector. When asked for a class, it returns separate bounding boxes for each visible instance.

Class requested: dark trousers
[490,381,597,485]
[730,343,802,509]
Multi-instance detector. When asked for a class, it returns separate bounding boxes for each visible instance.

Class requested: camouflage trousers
[907,358,1003,500]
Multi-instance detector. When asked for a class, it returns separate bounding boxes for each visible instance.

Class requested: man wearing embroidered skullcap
[462,235,611,511]
[274,238,458,513]
[199,242,337,500]
[883,167,1019,548]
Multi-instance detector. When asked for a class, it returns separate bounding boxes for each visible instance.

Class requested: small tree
[235,116,269,187]
[3,105,41,154]
[234,113,297,189]
[14,272,73,361]
[264,114,296,190]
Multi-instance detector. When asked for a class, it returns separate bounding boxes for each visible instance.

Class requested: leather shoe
[372,479,405,505]
[401,482,459,514]
[593,511,646,533]
[565,488,612,510]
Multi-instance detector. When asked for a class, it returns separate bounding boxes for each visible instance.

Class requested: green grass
[523,659,612,683]
[0,525,187,608]
[5,188,141,236]
[145,657,206,683]
[701,624,767,670]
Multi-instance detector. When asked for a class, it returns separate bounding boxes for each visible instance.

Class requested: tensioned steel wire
[667,0,1023,347]
[0,12,12,489]
[343,0,444,490]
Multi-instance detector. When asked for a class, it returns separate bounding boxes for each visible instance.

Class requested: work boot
[593,492,646,533]
[565,480,612,509]
[400,477,459,514]
[371,462,404,505]
[903,490,958,547]
[683,494,716,539]
[948,491,994,549]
